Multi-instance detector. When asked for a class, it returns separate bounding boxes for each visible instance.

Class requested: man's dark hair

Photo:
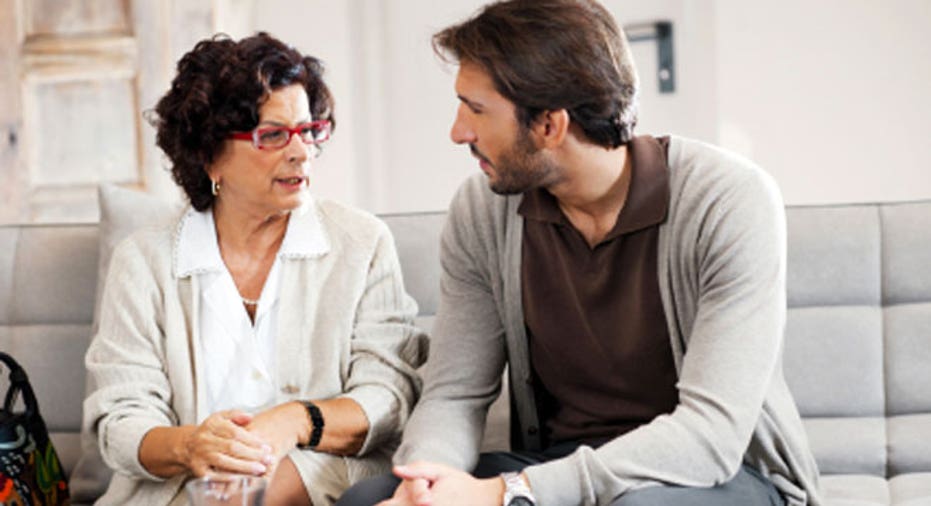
[433,0,638,149]
[151,32,334,211]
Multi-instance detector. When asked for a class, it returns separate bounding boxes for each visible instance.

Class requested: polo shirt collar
[518,135,670,238]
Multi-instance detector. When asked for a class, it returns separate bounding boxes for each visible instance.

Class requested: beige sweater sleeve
[340,222,428,455]
[83,236,176,481]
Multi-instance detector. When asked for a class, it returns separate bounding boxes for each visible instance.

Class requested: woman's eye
[259,129,287,143]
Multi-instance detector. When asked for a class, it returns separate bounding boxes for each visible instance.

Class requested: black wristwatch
[501,472,536,506]
[298,401,324,449]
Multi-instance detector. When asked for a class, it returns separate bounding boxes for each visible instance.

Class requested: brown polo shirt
[519,135,677,446]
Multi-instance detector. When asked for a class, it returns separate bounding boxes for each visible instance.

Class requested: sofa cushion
[70,184,177,503]
[784,306,884,417]
[820,474,890,505]
[820,472,931,506]
[881,203,931,306]
[0,324,91,432]
[890,473,931,505]
[3,226,98,324]
[803,417,887,476]
[785,206,880,308]
[887,414,931,476]
[884,303,931,415]
[0,227,15,323]
[92,184,179,328]
[380,212,445,317]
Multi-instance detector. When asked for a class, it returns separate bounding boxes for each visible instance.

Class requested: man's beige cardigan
[396,136,822,505]
[83,199,428,505]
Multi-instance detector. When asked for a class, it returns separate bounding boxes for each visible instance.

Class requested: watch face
[508,498,534,506]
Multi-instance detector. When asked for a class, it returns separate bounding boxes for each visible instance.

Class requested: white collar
[174,201,330,278]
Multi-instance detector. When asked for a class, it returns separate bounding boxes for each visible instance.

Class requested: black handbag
[0,352,70,505]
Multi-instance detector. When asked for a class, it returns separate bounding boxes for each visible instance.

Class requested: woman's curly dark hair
[151,32,335,211]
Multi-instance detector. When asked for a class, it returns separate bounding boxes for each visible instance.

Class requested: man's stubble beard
[487,127,562,195]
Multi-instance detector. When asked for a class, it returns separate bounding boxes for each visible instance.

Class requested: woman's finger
[207,416,269,450]
[206,450,268,476]
[222,409,254,426]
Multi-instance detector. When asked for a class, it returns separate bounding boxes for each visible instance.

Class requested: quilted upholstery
[2,199,930,504]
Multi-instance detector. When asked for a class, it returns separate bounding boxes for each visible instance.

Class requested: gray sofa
[2,198,931,505]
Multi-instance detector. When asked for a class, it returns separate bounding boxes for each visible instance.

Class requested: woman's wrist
[139,425,196,478]
[287,400,314,447]
[174,425,196,473]
[296,401,324,449]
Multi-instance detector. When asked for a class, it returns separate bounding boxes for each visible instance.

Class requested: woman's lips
[275,176,307,189]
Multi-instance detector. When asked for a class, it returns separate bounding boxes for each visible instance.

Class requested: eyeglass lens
[257,122,330,149]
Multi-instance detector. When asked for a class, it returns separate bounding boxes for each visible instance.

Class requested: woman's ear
[530,109,570,149]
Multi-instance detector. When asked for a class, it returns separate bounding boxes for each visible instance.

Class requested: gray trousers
[337,444,785,505]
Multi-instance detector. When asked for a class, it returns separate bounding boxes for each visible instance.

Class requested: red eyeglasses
[229,120,332,150]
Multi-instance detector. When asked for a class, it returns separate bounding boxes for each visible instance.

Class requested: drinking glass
[186,475,267,506]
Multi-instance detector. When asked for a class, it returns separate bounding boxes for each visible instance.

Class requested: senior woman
[82,33,427,506]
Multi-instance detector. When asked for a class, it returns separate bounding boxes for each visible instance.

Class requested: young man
[340,1,821,505]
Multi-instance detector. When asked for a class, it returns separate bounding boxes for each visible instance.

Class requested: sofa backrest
[2,201,931,482]
[0,223,98,475]
[0,212,453,478]
[782,200,931,477]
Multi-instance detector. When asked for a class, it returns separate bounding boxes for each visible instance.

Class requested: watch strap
[298,401,324,448]
[501,471,536,505]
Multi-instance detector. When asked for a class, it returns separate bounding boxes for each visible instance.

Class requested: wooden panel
[27,185,100,223]
[171,1,215,63]
[132,0,215,200]
[0,0,25,224]
[21,34,137,81]
[0,0,216,224]
[26,78,138,186]
[24,0,130,37]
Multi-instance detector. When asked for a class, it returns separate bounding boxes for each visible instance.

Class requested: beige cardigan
[83,199,428,505]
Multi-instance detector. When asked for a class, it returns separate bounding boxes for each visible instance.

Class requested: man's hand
[378,461,504,506]
[381,476,432,506]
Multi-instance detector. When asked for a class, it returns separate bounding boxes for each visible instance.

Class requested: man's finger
[376,501,401,506]
[412,478,432,506]
[393,462,449,481]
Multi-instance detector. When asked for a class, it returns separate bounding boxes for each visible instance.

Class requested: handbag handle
[0,351,39,418]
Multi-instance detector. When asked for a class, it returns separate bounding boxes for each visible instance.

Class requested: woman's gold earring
[211,180,220,196]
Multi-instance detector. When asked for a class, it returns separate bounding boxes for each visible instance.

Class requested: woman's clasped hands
[182,403,308,479]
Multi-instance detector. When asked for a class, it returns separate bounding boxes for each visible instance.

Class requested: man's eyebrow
[458,95,484,111]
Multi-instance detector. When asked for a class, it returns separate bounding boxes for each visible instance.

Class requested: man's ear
[530,109,570,149]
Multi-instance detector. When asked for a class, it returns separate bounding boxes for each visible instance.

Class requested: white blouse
[175,207,323,417]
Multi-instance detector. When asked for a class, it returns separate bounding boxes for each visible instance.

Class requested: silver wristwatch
[501,472,537,506]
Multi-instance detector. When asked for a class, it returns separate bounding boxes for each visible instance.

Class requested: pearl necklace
[241,296,259,306]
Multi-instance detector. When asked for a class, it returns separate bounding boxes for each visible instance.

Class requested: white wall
[606,1,719,144]
[244,0,931,212]
[714,0,931,205]
[252,0,481,212]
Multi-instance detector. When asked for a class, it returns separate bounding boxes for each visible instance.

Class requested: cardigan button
[527,426,538,435]
[281,385,299,394]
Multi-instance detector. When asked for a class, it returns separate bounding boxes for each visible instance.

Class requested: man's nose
[450,108,475,145]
